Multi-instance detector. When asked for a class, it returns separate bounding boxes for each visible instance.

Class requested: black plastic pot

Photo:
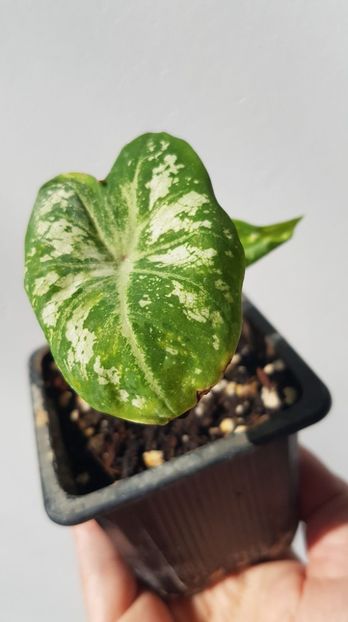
[29,298,331,597]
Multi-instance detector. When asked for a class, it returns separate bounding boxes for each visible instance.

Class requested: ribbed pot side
[97,435,298,597]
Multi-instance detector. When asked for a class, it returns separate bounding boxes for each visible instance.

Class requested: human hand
[73,448,348,621]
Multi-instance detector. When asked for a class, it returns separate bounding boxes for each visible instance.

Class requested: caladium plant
[25,132,300,424]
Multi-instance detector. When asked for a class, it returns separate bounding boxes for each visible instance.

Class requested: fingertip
[119,591,173,622]
[72,519,99,546]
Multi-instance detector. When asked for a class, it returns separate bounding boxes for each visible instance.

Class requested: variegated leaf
[25,133,245,424]
[233,217,302,267]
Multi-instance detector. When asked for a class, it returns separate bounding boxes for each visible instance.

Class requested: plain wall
[1,1,347,619]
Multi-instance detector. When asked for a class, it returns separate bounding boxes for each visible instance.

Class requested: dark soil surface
[43,319,300,494]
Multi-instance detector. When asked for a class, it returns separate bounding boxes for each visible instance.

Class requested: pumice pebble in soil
[76,395,91,412]
[212,379,228,393]
[283,386,298,405]
[143,450,164,468]
[70,408,79,422]
[219,418,235,435]
[264,360,286,374]
[234,424,247,434]
[261,386,281,410]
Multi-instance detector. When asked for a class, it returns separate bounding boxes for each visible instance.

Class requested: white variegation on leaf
[25,133,245,424]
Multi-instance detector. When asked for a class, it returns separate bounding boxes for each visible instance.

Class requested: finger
[299,448,348,521]
[119,592,173,622]
[299,447,348,579]
[73,520,137,621]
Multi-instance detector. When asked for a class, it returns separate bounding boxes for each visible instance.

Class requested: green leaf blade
[233,217,302,267]
[25,133,245,424]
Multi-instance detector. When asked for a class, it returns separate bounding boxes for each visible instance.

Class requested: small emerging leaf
[233,217,302,267]
[25,133,245,424]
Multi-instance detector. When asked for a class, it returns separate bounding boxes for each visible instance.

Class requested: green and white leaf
[233,217,302,267]
[25,133,245,424]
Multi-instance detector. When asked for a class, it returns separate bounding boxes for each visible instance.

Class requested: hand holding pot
[73,448,348,622]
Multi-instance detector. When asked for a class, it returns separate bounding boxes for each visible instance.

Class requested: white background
[1,1,347,620]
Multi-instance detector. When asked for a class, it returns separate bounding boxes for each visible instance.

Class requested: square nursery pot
[29,298,331,597]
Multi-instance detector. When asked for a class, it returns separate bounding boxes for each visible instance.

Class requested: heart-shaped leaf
[233,217,302,267]
[25,133,245,423]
